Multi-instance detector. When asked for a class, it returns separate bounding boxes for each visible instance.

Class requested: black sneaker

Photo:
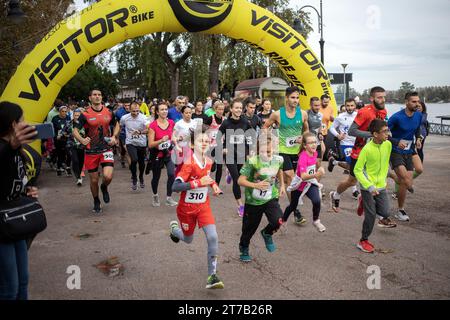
[121,161,126,168]
[92,198,102,214]
[330,191,340,213]
[131,178,137,191]
[328,156,335,172]
[352,190,360,200]
[56,168,63,176]
[100,184,110,203]
[139,177,145,189]
[66,168,72,177]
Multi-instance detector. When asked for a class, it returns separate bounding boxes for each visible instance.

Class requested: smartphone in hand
[34,123,55,140]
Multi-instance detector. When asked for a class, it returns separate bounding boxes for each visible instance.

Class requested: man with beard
[329,87,399,228]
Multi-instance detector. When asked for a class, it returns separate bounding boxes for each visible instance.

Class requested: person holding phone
[0,101,39,300]
[73,89,120,214]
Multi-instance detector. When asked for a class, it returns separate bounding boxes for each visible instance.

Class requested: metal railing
[429,122,450,136]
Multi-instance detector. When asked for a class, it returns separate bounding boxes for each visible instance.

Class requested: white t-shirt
[174,119,198,148]
[120,113,148,147]
[329,111,358,146]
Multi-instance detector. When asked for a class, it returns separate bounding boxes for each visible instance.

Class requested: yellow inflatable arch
[1,0,336,149]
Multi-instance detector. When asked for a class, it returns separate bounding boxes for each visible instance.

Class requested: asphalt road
[28,135,450,299]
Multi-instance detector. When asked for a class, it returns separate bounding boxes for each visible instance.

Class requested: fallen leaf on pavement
[376,248,394,254]
[95,256,125,277]
[74,233,93,240]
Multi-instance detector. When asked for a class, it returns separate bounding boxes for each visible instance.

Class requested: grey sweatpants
[361,189,390,241]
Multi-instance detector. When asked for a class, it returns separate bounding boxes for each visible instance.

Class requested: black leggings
[283,185,321,222]
[417,139,425,163]
[71,147,85,179]
[226,163,243,200]
[151,156,175,196]
[126,144,146,180]
[239,199,283,248]
[211,148,223,185]
[55,140,70,169]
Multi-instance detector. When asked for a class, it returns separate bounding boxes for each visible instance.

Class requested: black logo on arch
[168,0,233,32]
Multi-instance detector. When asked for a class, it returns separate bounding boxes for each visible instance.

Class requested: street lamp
[341,63,348,103]
[7,0,27,24]
[294,0,324,65]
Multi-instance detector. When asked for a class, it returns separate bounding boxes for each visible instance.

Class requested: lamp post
[293,0,324,65]
[7,0,27,24]
[341,63,348,104]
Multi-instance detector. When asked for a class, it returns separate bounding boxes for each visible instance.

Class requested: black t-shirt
[192,113,210,127]
[0,140,27,201]
[219,116,253,160]
[204,114,224,126]
[243,114,262,130]
[52,115,70,140]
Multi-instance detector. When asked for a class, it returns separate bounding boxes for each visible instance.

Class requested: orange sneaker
[357,240,374,253]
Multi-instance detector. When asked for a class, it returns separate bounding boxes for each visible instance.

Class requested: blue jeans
[0,240,29,300]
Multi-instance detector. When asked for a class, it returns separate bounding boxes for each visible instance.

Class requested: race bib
[286,136,299,147]
[158,141,171,150]
[344,147,352,157]
[400,140,413,150]
[185,187,208,204]
[307,164,316,176]
[230,135,244,144]
[103,151,114,161]
[252,187,272,201]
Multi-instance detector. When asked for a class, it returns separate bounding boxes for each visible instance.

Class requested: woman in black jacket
[0,101,38,300]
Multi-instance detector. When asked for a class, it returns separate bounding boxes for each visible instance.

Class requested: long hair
[299,132,317,154]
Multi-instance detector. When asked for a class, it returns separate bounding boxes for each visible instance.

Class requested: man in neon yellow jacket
[354,119,397,253]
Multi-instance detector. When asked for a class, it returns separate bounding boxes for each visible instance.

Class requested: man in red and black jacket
[73,89,120,214]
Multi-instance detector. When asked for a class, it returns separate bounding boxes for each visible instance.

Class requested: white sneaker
[152,194,160,207]
[313,220,326,232]
[76,178,82,186]
[395,209,410,222]
[166,197,178,207]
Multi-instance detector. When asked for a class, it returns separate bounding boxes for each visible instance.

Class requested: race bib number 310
[185,187,208,204]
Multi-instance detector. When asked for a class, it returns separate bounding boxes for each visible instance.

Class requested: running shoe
[205,274,224,289]
[169,221,180,243]
[330,191,340,213]
[237,205,245,217]
[395,209,410,222]
[152,194,160,207]
[100,184,110,203]
[239,245,252,262]
[166,197,178,207]
[357,195,364,216]
[408,186,414,194]
[139,177,145,189]
[131,178,137,191]
[343,170,350,175]
[377,218,397,228]
[56,168,63,176]
[260,229,276,252]
[121,161,126,168]
[392,192,398,200]
[226,173,232,185]
[357,240,374,253]
[76,178,82,186]
[313,219,326,232]
[65,168,72,177]
[294,210,307,225]
[328,156,335,172]
[352,190,360,200]
[92,198,102,214]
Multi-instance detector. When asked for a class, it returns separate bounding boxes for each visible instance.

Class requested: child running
[237,132,285,262]
[282,132,326,232]
[354,119,397,253]
[169,127,224,289]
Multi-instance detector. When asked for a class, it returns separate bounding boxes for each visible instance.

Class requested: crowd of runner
[35,85,430,290]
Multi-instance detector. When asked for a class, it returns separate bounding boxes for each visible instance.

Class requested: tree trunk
[170,67,180,100]
[208,35,220,95]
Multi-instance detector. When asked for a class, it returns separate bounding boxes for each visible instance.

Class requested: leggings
[172,224,218,276]
[226,163,243,200]
[283,185,321,222]
[151,156,175,196]
[211,148,223,185]
[126,144,146,180]
[417,139,425,163]
[55,140,70,169]
[71,147,85,179]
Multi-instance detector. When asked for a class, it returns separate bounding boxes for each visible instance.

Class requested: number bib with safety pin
[185,187,208,204]
[400,140,413,150]
[252,186,273,201]
[307,164,316,176]
[103,151,114,161]
[158,141,171,150]
[286,137,299,147]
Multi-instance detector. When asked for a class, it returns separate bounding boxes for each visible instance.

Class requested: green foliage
[59,62,119,102]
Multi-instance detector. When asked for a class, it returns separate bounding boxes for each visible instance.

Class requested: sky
[74,0,450,92]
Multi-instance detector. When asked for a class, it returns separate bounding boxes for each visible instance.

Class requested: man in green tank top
[263,86,309,201]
